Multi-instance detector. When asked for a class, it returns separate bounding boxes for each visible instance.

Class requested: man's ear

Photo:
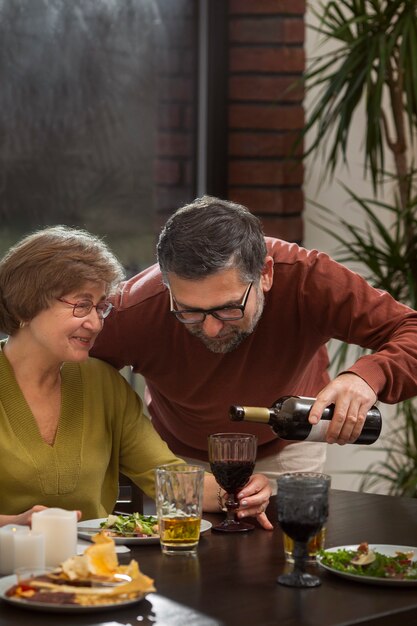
[261,256,274,292]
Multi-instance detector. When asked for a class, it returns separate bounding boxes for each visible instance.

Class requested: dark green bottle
[229,395,382,444]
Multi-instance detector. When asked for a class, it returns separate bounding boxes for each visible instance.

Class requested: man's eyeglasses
[57,297,113,319]
[170,282,253,324]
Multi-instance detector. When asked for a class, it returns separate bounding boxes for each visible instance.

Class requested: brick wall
[227,0,305,243]
[153,0,306,244]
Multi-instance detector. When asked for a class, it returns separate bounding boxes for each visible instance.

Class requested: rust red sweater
[91,238,417,461]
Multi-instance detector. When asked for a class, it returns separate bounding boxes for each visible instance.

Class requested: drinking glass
[155,464,205,556]
[276,472,330,587]
[208,433,257,532]
[283,527,326,564]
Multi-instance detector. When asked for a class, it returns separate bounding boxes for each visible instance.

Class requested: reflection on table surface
[1,489,417,626]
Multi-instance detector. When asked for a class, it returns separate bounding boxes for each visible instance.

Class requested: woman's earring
[19,321,26,329]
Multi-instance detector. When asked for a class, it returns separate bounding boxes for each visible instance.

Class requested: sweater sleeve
[299,251,417,402]
[116,376,185,498]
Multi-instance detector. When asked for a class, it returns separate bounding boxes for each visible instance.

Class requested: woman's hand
[0,506,82,527]
[0,505,48,527]
[236,473,273,530]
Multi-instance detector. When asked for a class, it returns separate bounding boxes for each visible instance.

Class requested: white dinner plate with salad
[78,514,212,545]
[318,544,417,586]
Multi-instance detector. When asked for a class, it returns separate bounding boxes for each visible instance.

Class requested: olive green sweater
[0,343,183,519]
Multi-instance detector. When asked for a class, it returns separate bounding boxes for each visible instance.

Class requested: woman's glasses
[57,297,113,319]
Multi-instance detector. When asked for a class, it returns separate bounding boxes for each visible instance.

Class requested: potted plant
[300,0,417,495]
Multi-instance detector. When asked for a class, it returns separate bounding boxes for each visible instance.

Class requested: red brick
[229,131,302,158]
[229,160,303,186]
[229,104,304,130]
[229,0,306,15]
[229,76,303,102]
[282,20,305,43]
[157,132,193,157]
[229,188,304,214]
[230,18,304,44]
[230,47,304,73]
[257,215,304,242]
[154,159,182,185]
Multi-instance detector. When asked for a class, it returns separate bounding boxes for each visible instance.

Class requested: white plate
[77,518,212,545]
[318,544,417,586]
[0,574,147,613]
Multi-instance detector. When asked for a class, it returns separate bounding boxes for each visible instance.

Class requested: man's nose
[201,314,224,337]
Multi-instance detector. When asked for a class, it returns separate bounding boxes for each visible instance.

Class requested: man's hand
[309,373,377,444]
[236,473,273,530]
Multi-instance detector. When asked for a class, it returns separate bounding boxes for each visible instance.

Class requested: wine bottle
[229,395,382,445]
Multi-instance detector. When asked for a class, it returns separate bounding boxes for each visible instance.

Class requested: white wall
[303,3,396,493]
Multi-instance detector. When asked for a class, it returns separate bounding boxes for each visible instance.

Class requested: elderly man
[92,196,417,485]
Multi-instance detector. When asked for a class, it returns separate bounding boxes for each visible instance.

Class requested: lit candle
[13,531,45,571]
[0,525,29,575]
[31,508,77,567]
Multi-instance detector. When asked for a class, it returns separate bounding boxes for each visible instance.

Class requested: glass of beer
[283,527,326,563]
[155,464,205,556]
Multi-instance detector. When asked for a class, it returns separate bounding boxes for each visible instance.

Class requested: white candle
[13,531,45,571]
[0,525,29,575]
[32,508,77,567]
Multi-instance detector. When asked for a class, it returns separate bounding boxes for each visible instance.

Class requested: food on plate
[6,533,155,607]
[319,542,417,580]
[99,513,159,537]
[350,542,376,566]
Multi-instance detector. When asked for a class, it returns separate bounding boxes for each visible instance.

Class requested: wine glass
[208,433,257,532]
[276,472,330,587]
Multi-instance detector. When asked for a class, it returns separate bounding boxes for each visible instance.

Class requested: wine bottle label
[304,420,329,442]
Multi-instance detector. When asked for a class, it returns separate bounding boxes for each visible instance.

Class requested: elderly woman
[0,226,272,528]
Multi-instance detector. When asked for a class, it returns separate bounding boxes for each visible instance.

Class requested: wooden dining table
[1,488,417,626]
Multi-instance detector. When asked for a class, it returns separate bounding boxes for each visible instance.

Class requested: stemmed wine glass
[276,472,330,587]
[208,433,257,532]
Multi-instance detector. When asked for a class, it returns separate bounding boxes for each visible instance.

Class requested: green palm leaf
[303,0,417,190]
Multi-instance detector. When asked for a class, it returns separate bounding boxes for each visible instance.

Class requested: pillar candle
[13,531,45,571]
[0,525,29,575]
[31,508,77,567]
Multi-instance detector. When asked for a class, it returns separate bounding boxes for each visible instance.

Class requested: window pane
[0,0,198,274]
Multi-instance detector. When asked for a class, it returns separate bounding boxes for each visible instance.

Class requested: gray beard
[186,289,265,354]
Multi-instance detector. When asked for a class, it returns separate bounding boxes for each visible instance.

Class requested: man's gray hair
[157,196,267,283]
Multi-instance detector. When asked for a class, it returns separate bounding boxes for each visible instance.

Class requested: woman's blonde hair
[0,226,125,335]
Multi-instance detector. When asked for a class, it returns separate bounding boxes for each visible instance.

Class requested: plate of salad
[318,543,417,586]
[78,514,160,545]
[78,513,212,545]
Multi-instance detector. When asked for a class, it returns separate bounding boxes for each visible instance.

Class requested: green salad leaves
[100,513,158,537]
[319,545,417,580]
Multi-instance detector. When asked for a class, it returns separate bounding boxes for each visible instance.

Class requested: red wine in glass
[277,472,330,587]
[208,433,257,532]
